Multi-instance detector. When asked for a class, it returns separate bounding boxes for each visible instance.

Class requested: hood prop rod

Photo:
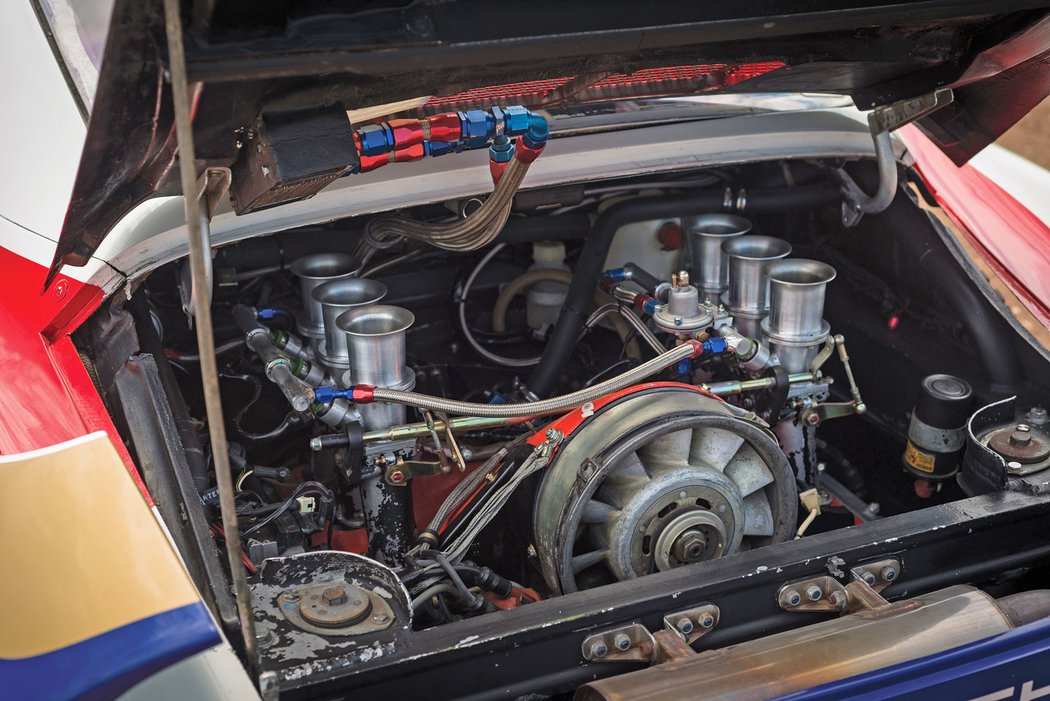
[162,0,262,687]
[838,88,953,226]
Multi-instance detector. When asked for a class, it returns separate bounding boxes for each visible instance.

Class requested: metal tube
[161,0,257,674]
[290,253,362,339]
[762,259,836,373]
[313,278,387,372]
[683,214,750,298]
[723,235,791,339]
[370,342,699,418]
[704,372,815,397]
[577,585,1032,701]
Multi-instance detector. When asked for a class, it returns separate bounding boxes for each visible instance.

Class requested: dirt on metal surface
[998,98,1050,170]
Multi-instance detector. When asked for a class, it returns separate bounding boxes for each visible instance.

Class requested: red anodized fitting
[514,140,545,164]
[425,112,463,142]
[351,385,375,403]
[358,152,391,173]
[392,142,426,163]
[387,119,426,148]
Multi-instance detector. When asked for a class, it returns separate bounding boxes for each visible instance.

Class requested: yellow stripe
[0,433,202,658]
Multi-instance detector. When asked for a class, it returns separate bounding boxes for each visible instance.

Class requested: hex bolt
[805,585,823,602]
[828,590,847,609]
[676,617,694,635]
[880,565,898,582]
[321,586,348,606]
[780,589,802,607]
[371,612,390,625]
[613,633,632,651]
[697,612,715,629]
[588,640,609,658]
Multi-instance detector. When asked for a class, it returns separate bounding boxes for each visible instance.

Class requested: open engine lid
[46,0,1050,288]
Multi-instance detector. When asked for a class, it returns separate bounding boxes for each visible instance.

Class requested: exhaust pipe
[683,214,750,300]
[722,235,792,340]
[761,258,836,374]
[289,253,362,339]
[313,277,387,381]
[577,585,1050,701]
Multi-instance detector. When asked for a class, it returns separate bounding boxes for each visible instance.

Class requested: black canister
[903,374,973,480]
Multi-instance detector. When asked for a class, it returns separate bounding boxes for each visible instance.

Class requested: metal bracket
[582,623,657,662]
[801,335,866,426]
[838,88,953,225]
[662,603,720,644]
[867,88,954,134]
[777,558,901,613]
[180,167,231,320]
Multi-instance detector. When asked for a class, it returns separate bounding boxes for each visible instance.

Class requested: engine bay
[81,126,1050,697]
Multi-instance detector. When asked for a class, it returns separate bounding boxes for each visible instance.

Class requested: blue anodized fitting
[356,123,393,157]
[488,134,515,163]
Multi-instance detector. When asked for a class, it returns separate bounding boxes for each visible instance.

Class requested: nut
[588,640,608,658]
[880,565,898,582]
[860,570,877,586]
[805,585,823,602]
[828,590,847,609]
[388,470,406,484]
[613,633,632,651]
[676,617,694,635]
[283,591,301,603]
[780,589,802,607]
[371,612,391,625]
[697,612,715,629]
[321,587,348,606]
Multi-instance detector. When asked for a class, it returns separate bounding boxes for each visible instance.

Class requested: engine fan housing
[533,384,797,594]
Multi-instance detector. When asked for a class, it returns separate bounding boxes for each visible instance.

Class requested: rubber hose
[491,268,641,360]
[526,183,841,396]
[855,164,1022,393]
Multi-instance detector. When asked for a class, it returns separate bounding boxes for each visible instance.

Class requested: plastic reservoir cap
[533,240,567,265]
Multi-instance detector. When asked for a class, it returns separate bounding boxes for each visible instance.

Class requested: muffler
[577,585,1050,701]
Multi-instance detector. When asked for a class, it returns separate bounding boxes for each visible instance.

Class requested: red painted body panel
[900,125,1050,329]
[0,246,148,501]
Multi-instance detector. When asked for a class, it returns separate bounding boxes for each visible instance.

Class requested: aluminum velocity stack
[290,253,362,341]
[683,214,750,301]
[312,278,387,383]
[761,259,836,373]
[722,235,792,339]
[338,304,416,565]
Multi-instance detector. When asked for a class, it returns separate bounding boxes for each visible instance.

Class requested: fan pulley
[533,385,797,594]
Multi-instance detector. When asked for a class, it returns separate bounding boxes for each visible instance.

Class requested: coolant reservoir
[527,241,570,333]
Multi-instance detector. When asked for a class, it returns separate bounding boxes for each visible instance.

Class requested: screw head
[676,617,694,635]
[613,633,632,651]
[589,640,608,658]
[805,585,823,602]
[781,589,802,607]
[880,566,898,582]
[321,586,348,606]
[697,613,715,629]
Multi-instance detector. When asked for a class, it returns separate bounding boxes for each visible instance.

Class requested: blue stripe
[776,614,1050,700]
[0,602,221,701]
